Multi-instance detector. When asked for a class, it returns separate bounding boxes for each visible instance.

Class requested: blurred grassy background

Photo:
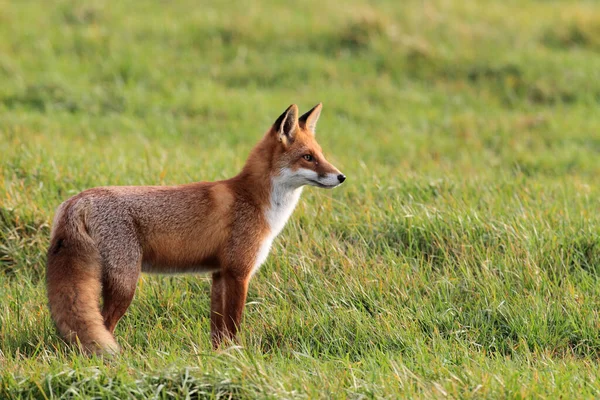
[1,0,600,398]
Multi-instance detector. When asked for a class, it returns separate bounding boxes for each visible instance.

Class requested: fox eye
[303,154,313,162]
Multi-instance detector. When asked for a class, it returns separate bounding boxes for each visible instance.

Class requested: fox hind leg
[101,268,140,334]
[222,272,249,342]
[101,250,142,335]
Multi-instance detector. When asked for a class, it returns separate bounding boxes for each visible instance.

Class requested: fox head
[268,103,346,189]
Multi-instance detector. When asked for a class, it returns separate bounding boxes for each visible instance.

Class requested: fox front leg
[210,271,225,348]
[221,271,250,344]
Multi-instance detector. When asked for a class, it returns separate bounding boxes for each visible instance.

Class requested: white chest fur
[251,173,303,275]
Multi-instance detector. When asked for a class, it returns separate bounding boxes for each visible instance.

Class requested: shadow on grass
[1,322,65,361]
[0,207,48,281]
[541,13,600,51]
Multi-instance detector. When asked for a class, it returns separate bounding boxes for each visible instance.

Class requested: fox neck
[235,135,303,237]
[252,174,302,276]
[267,174,303,238]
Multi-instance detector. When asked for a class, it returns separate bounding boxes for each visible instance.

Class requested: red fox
[46,103,345,354]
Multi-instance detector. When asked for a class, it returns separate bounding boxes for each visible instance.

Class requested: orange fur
[46,103,345,354]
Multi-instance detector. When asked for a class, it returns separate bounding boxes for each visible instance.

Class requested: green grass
[2,0,600,398]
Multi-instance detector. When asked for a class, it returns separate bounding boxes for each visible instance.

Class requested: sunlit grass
[2,0,600,398]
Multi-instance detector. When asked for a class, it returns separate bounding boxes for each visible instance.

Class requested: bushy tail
[46,201,119,355]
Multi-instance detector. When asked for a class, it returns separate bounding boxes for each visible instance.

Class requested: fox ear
[299,103,322,135]
[273,104,299,145]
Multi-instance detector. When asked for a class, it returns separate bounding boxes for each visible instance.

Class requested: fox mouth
[308,179,339,189]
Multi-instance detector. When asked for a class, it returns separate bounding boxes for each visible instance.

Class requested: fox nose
[337,174,346,183]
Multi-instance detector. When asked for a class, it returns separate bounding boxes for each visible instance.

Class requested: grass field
[1,0,600,398]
